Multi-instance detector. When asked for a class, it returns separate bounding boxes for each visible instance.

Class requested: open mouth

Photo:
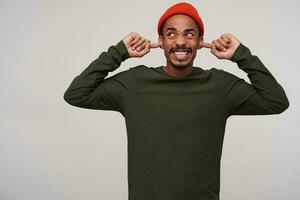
[171,48,192,61]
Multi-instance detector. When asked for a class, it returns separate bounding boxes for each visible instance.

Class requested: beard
[166,55,195,70]
[170,62,192,69]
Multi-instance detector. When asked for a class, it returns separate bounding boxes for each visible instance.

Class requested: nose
[175,34,186,46]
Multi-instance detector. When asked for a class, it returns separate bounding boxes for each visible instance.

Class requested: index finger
[201,42,212,49]
[150,42,160,48]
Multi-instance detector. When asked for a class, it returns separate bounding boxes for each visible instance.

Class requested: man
[64,2,289,200]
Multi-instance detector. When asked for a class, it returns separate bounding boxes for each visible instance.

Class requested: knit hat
[157,2,204,37]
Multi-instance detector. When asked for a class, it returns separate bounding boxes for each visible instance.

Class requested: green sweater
[64,40,289,200]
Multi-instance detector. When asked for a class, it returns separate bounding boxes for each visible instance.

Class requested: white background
[0,0,299,199]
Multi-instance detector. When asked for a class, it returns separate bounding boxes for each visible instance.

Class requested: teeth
[174,51,188,55]
[173,49,190,53]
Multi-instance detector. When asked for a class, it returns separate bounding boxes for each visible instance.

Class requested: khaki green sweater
[64,40,289,200]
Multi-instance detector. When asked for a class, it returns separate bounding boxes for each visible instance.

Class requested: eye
[167,32,175,37]
[186,32,195,38]
[165,31,176,39]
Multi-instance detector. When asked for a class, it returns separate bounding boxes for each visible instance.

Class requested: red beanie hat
[157,2,204,37]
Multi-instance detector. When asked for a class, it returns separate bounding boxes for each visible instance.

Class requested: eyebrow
[165,27,176,32]
[185,28,196,32]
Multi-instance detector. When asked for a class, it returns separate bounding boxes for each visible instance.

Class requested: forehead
[162,14,198,31]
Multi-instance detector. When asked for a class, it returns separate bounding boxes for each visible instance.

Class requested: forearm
[230,43,289,114]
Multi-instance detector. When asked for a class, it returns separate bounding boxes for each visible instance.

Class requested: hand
[200,33,241,60]
[122,32,160,58]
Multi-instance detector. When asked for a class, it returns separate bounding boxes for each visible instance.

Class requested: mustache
[170,47,192,53]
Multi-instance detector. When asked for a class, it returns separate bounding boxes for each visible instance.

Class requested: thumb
[150,42,160,48]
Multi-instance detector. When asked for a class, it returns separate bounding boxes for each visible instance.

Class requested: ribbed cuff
[229,43,252,68]
[116,40,130,61]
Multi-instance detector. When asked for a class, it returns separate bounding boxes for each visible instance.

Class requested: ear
[198,37,204,49]
[158,35,164,49]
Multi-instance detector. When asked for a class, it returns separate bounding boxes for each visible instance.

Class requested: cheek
[162,39,173,48]
[191,42,200,52]
[164,49,172,60]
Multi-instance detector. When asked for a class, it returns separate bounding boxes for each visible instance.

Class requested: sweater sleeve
[219,43,289,116]
[63,40,131,116]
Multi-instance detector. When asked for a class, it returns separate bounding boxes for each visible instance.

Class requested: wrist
[229,43,252,66]
[116,40,130,60]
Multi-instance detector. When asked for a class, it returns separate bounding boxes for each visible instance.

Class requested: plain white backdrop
[0,0,299,199]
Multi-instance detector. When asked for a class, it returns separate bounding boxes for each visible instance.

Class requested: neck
[163,65,194,78]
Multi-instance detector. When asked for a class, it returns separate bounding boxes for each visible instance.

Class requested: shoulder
[209,67,240,80]
[127,65,154,75]
[209,67,228,75]
[109,65,149,80]
[199,67,242,86]
[129,65,148,71]
[110,65,146,75]
[197,67,229,79]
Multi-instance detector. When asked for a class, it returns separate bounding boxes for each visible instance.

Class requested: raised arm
[63,33,159,115]
[63,40,130,114]
[201,33,289,116]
